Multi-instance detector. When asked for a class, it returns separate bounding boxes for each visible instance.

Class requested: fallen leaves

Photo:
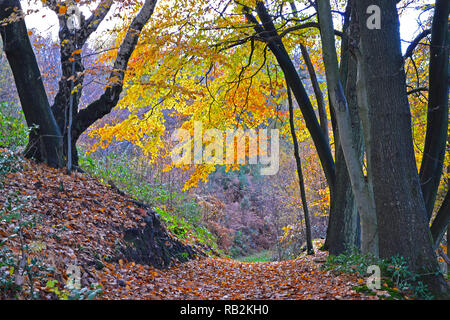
[1,159,378,300]
[96,243,379,300]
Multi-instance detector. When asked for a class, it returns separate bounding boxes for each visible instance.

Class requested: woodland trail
[1,158,379,300]
[97,249,379,300]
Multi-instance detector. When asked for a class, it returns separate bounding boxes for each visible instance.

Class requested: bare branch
[403,28,432,60]
[75,0,158,137]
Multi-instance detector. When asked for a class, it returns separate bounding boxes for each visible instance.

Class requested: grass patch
[236,250,274,263]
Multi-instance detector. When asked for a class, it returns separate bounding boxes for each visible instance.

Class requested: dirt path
[97,252,378,300]
[1,158,377,301]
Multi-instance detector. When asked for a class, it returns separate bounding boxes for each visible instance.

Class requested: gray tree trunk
[317,0,378,256]
[326,0,362,255]
[355,0,448,297]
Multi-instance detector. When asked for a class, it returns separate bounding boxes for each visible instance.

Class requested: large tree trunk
[325,0,362,255]
[0,0,63,168]
[355,0,447,296]
[317,0,378,256]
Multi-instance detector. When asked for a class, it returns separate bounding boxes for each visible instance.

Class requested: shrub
[323,250,435,300]
[0,103,28,151]
[79,151,220,253]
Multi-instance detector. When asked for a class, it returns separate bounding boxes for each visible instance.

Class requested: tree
[322,0,363,255]
[402,0,450,251]
[0,0,158,170]
[353,0,447,295]
[317,0,378,255]
[0,0,63,168]
[286,82,314,255]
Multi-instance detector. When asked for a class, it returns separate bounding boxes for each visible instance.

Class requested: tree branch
[403,28,431,60]
[75,0,158,138]
[79,0,114,44]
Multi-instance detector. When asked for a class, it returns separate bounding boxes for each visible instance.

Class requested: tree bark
[355,0,447,296]
[325,0,362,255]
[317,0,378,256]
[431,190,450,249]
[431,126,450,249]
[419,0,450,221]
[0,0,63,168]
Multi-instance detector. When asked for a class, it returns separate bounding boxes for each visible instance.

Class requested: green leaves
[0,102,28,151]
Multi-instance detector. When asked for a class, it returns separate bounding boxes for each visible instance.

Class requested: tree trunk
[419,0,450,220]
[0,0,63,168]
[299,44,329,146]
[317,0,378,256]
[286,83,314,255]
[447,225,449,277]
[431,189,450,249]
[355,0,448,297]
[325,0,362,255]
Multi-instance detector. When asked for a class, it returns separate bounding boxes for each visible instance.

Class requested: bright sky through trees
[21,0,434,53]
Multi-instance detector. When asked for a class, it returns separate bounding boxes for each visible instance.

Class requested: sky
[20,0,435,53]
[21,0,120,43]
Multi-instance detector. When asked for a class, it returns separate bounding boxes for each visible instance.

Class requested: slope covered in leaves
[0,156,378,300]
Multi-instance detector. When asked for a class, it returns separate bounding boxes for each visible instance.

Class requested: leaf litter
[0,159,379,300]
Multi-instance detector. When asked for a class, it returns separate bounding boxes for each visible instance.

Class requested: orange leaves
[58,6,68,15]
[96,248,378,300]
[72,49,82,56]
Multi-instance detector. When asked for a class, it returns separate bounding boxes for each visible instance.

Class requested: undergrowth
[0,152,102,300]
[0,103,28,151]
[79,151,220,255]
[322,250,436,300]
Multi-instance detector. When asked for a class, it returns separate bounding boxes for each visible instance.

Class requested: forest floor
[97,251,378,300]
[0,157,382,300]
